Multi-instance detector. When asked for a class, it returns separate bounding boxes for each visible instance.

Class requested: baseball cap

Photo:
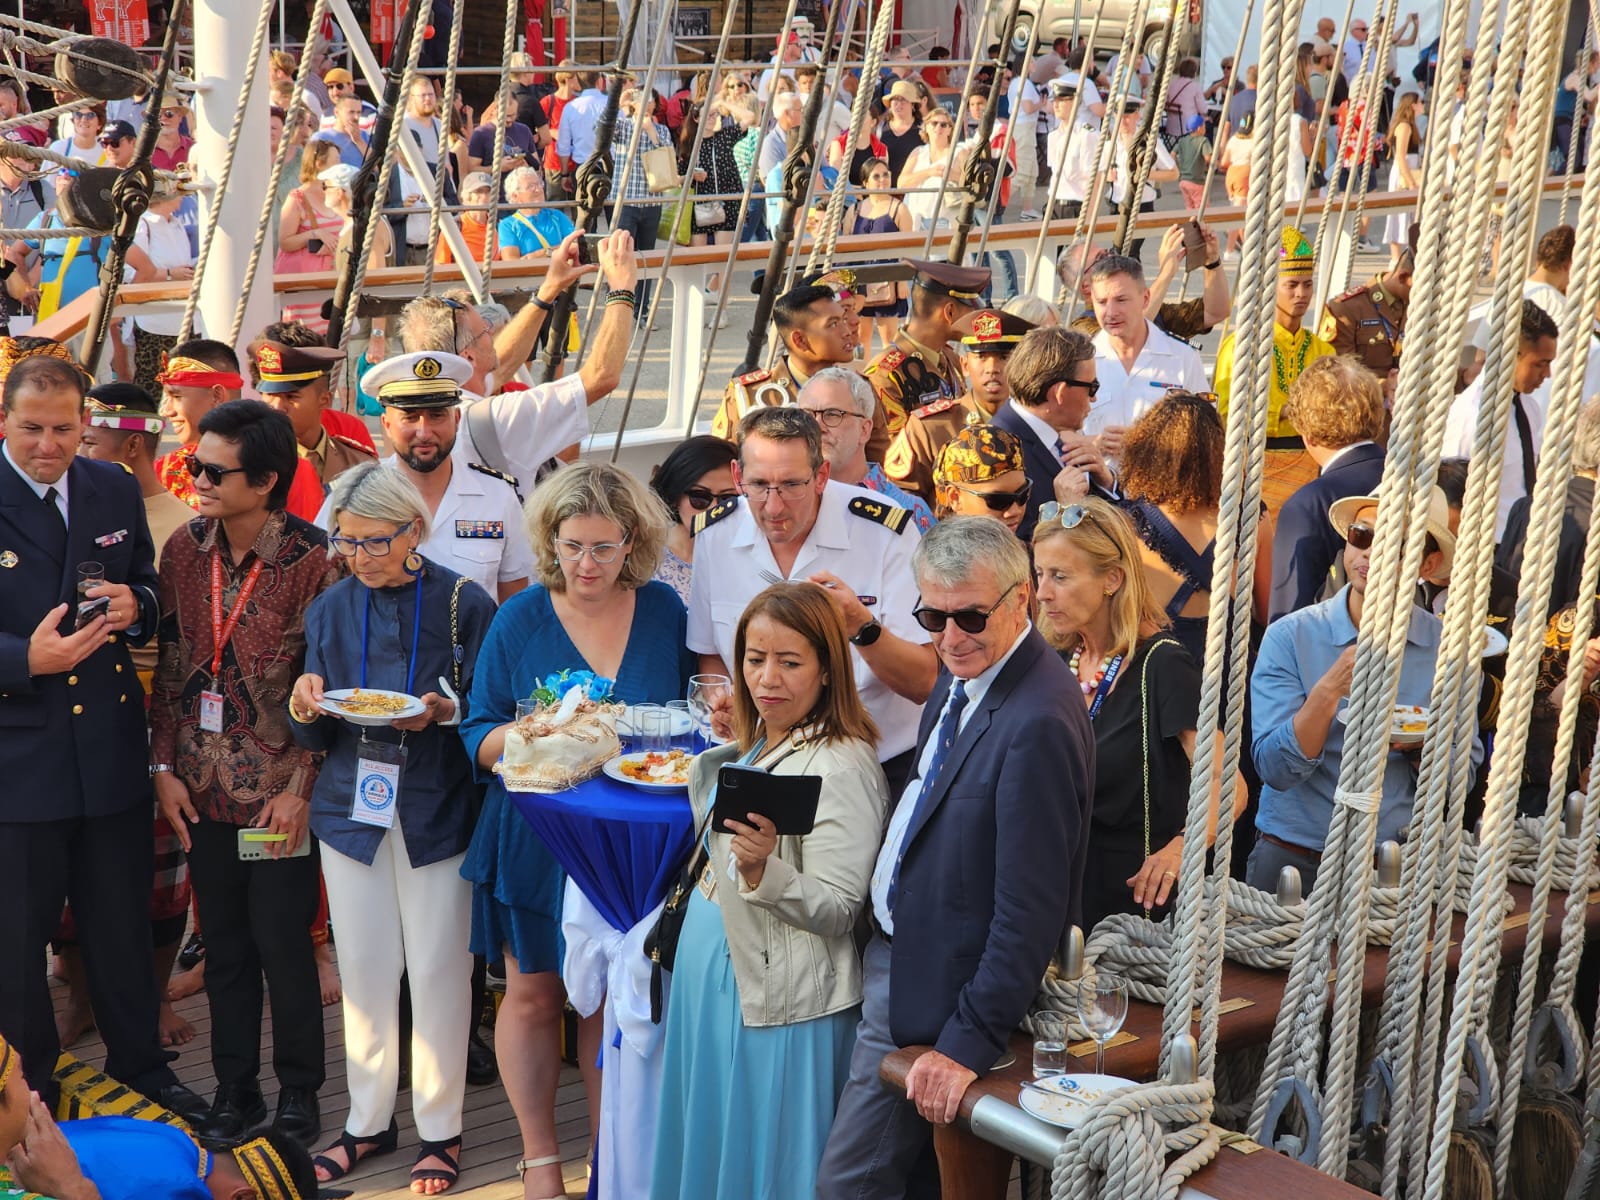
[461,170,495,196]
[324,67,354,85]
[98,119,136,144]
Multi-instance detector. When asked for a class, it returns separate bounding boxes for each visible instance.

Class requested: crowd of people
[3,9,1600,1200]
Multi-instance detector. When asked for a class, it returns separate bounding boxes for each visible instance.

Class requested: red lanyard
[211,551,265,680]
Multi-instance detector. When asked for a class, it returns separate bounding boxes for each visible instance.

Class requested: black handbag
[643,814,712,1023]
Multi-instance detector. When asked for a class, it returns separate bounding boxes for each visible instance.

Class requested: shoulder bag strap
[448,575,469,693]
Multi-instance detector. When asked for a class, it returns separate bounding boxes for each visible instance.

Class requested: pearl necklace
[1068,645,1114,698]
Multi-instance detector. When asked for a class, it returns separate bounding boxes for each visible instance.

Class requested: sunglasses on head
[912,580,1021,634]
[1037,500,1106,537]
[951,479,1032,512]
[1346,522,1375,550]
[183,453,247,486]
[683,485,739,511]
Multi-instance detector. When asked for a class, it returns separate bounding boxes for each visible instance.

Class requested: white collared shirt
[1045,121,1100,203]
[4,440,68,524]
[1008,397,1062,454]
[687,480,931,759]
[1444,375,1545,541]
[869,622,1032,934]
[1087,321,1209,440]
[458,373,589,490]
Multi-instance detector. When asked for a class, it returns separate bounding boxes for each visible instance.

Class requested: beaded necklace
[1272,325,1312,395]
[1067,644,1114,698]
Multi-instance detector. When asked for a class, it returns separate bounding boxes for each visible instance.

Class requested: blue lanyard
[360,573,422,695]
[1086,653,1125,722]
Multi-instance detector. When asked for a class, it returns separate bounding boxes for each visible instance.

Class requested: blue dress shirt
[1251,586,1479,851]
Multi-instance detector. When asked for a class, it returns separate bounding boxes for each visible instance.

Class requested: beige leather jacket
[687,735,889,1028]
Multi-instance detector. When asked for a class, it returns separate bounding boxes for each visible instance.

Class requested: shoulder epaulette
[736,369,771,386]
[468,461,521,490]
[692,496,741,535]
[913,396,959,419]
[332,433,376,456]
[1330,288,1362,304]
[847,494,910,535]
[879,347,907,370]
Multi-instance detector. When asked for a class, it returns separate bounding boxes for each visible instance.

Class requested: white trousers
[320,825,472,1142]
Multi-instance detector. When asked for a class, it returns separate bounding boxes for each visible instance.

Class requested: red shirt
[542,93,572,171]
[156,446,326,522]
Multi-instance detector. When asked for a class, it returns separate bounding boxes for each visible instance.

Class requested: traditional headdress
[0,336,84,384]
[155,355,245,390]
[1279,226,1316,276]
[933,423,1026,514]
[232,1136,305,1200]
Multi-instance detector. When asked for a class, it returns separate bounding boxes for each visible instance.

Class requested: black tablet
[712,765,823,836]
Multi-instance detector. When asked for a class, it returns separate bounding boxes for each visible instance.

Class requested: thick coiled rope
[1048,1080,1219,1200]
[812,0,895,270]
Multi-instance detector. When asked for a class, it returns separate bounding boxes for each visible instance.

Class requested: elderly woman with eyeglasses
[288,462,497,1193]
[1032,497,1246,932]
[458,461,696,1200]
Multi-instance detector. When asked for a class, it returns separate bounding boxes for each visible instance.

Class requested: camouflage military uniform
[862,330,964,464]
[710,356,809,441]
[883,392,999,500]
[1319,276,1408,374]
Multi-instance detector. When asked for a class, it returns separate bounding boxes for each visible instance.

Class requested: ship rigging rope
[478,0,521,290]
[1335,0,1399,297]
[419,0,469,293]
[1118,3,1187,257]
[812,0,896,270]
[178,0,277,343]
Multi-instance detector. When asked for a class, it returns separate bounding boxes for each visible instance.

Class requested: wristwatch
[531,294,556,312]
[849,619,883,647]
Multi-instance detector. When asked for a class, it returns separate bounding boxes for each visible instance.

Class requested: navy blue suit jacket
[1268,442,1385,621]
[0,456,159,821]
[888,627,1093,1072]
[990,403,1118,543]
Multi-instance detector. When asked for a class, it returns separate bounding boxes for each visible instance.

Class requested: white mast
[191,0,277,349]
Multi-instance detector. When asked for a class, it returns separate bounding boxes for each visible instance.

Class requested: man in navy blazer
[989,326,1120,542]
[817,517,1093,1198]
[1268,357,1388,620]
[0,355,204,1120]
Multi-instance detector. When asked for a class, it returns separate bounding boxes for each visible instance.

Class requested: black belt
[1266,436,1307,451]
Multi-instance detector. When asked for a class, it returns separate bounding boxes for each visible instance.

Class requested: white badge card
[352,738,405,828]
[199,689,224,733]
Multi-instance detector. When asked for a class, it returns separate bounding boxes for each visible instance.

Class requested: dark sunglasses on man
[1345,522,1374,550]
[911,580,1021,634]
[184,453,247,486]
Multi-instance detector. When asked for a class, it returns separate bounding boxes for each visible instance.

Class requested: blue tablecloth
[507,774,695,934]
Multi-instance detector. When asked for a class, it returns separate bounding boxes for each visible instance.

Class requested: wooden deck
[50,956,594,1199]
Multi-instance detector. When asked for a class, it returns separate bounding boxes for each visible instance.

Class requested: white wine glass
[687,673,732,751]
[1078,972,1129,1076]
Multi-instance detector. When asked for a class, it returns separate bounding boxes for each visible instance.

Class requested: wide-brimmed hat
[887,80,921,103]
[1328,487,1455,580]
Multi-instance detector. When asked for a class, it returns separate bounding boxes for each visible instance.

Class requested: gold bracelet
[288,700,318,725]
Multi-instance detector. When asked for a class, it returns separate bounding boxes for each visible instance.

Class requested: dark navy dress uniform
[0,450,178,1101]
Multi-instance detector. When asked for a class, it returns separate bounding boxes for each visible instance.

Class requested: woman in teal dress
[650,583,889,1200]
[460,462,694,1200]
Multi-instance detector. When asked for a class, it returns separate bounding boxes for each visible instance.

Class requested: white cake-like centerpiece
[496,670,621,791]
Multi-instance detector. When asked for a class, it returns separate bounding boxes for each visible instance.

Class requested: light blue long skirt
[649,888,859,1200]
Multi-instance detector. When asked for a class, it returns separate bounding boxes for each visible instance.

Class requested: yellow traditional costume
[1213,226,1335,512]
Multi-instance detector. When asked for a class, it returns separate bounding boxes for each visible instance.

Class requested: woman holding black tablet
[650,582,890,1200]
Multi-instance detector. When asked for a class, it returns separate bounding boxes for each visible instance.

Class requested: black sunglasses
[184,453,248,486]
[951,479,1032,512]
[1061,376,1101,397]
[683,486,739,511]
[1346,522,1375,550]
[912,580,1021,634]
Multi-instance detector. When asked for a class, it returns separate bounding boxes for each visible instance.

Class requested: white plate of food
[1480,626,1509,658]
[603,750,693,790]
[1017,1073,1137,1129]
[1388,704,1429,746]
[319,688,426,726]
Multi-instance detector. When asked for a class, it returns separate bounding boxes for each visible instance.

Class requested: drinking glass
[665,700,695,752]
[1078,972,1129,1076]
[1032,1012,1067,1078]
[76,561,104,597]
[638,705,671,753]
[687,673,732,751]
[515,699,539,721]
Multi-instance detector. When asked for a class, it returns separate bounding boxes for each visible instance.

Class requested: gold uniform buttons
[67,675,78,685]
[72,705,83,715]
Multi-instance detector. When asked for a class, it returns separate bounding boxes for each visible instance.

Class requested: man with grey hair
[817,515,1092,1198]
[759,91,805,179]
[688,405,935,794]
[1497,396,1600,618]
[395,228,640,489]
[795,368,933,532]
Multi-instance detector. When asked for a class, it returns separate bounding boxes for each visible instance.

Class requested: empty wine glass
[1078,972,1129,1076]
[687,673,732,751]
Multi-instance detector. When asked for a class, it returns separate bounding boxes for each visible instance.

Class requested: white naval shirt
[1087,321,1209,440]
[1045,121,1100,204]
[458,373,589,490]
[318,439,535,602]
[686,481,931,759]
